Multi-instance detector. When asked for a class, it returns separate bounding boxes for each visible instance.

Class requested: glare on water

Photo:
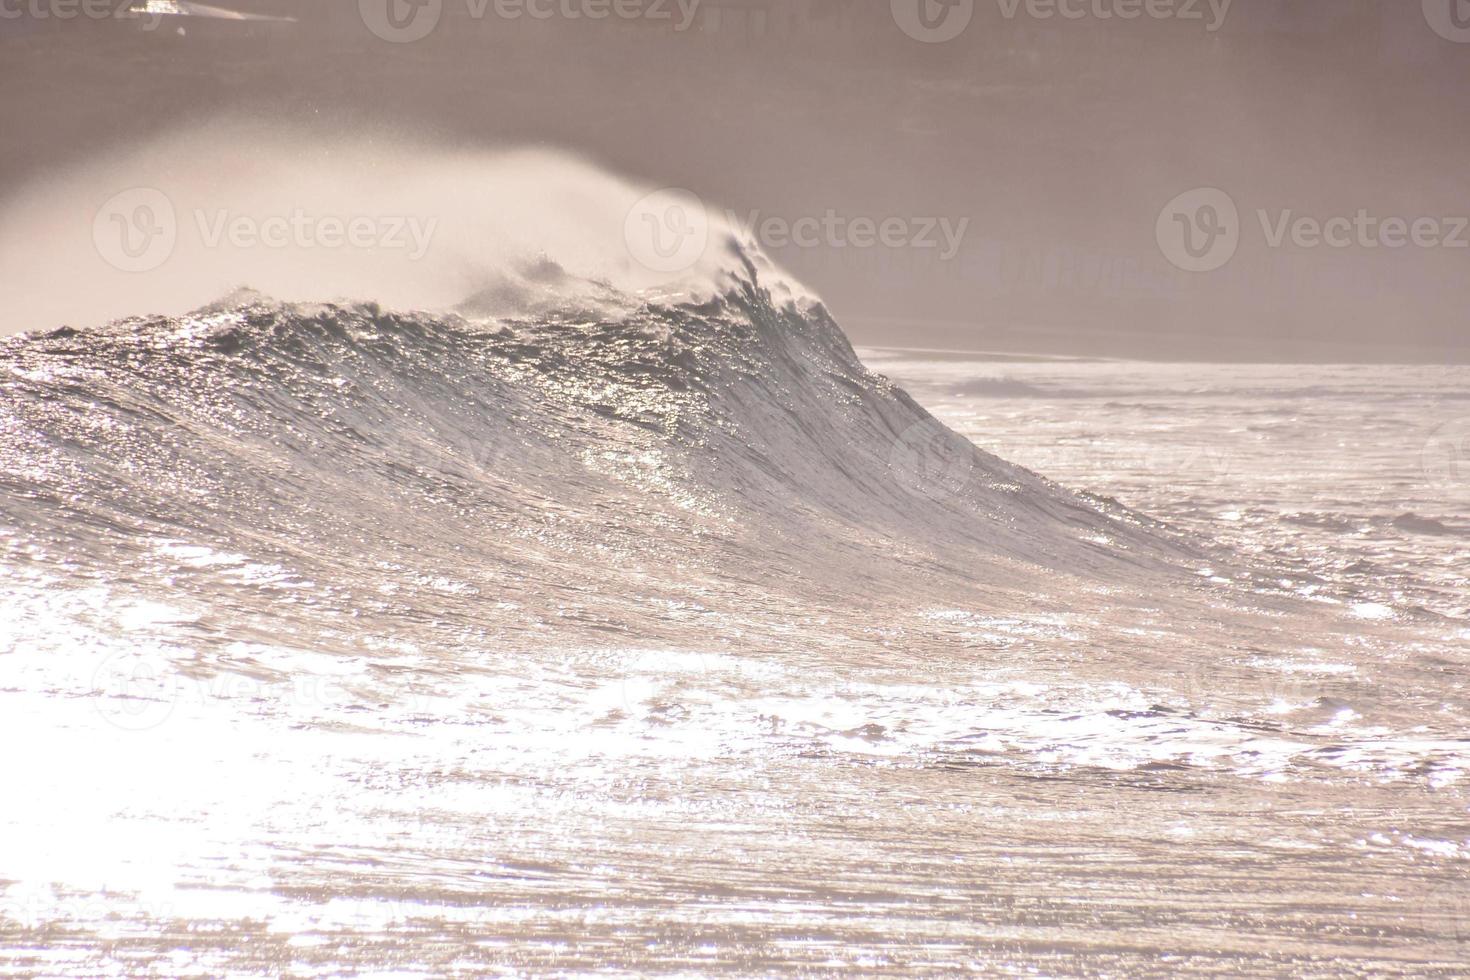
[1,310,1467,976]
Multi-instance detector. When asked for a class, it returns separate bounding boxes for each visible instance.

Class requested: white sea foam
[0,121,810,335]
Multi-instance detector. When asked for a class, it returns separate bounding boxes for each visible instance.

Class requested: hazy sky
[2,0,1468,359]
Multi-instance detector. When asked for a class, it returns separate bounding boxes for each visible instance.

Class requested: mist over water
[0,123,805,335]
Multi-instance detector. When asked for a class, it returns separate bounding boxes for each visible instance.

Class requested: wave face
[0,275,1180,654]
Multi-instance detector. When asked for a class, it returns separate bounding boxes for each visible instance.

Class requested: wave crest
[0,120,810,336]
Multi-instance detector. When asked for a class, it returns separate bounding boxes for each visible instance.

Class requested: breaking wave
[0,266,1181,646]
[0,135,1463,807]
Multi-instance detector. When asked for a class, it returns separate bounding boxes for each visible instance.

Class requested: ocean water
[0,283,1466,976]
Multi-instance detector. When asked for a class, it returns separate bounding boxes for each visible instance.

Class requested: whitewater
[0,133,1467,976]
